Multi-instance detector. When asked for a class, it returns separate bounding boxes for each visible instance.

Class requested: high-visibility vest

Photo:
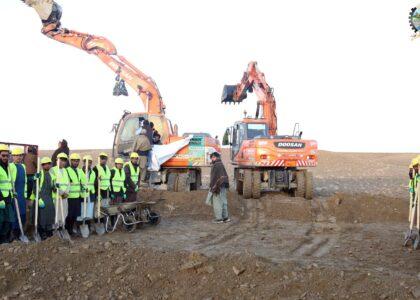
[83,167,96,195]
[97,165,111,191]
[9,163,27,198]
[126,162,139,184]
[50,166,70,198]
[0,165,12,198]
[112,168,126,193]
[66,167,84,199]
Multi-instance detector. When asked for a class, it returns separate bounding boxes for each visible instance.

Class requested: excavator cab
[112,111,174,158]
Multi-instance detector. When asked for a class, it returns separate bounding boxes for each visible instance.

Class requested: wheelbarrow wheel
[148,211,161,225]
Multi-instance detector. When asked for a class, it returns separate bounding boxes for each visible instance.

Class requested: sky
[0,0,419,152]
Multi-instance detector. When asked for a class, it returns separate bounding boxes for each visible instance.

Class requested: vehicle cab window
[247,123,268,139]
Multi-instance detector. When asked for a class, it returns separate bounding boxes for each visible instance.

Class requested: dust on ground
[8,149,416,299]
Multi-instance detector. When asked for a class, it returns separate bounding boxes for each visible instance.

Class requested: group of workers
[409,156,420,198]
[0,143,145,243]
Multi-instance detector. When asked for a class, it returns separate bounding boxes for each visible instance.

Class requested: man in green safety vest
[0,144,16,243]
[93,152,111,206]
[124,152,140,202]
[50,152,70,231]
[66,153,84,236]
[9,148,28,241]
[110,158,127,204]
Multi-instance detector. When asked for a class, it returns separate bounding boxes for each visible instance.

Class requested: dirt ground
[1,150,420,299]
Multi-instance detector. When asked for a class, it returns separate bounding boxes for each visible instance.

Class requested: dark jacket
[51,140,70,166]
[124,163,139,193]
[209,159,229,194]
[143,125,154,145]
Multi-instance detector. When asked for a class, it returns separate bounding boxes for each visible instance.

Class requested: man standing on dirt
[124,152,140,202]
[31,157,55,240]
[9,148,27,241]
[208,151,230,224]
[132,129,151,186]
[110,158,126,204]
[93,153,111,203]
[0,145,16,243]
[66,153,84,236]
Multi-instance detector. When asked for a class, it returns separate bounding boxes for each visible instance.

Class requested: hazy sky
[0,0,419,152]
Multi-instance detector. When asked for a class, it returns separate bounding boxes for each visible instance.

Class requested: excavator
[221,62,318,199]
[22,0,220,191]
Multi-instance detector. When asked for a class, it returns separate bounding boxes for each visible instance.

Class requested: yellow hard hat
[0,144,10,152]
[69,153,81,160]
[83,155,93,162]
[57,153,68,160]
[99,152,108,158]
[41,157,52,165]
[115,158,124,164]
[11,148,24,156]
[130,152,139,159]
[411,157,419,167]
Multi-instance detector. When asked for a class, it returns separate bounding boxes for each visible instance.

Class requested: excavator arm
[23,0,166,115]
[221,62,278,136]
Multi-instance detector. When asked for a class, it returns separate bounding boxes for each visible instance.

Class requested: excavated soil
[3,150,419,299]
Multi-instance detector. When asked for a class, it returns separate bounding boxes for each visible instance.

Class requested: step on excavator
[22,0,220,191]
[221,62,318,199]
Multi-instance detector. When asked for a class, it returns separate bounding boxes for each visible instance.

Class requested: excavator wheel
[234,169,243,195]
[236,178,243,195]
[243,169,253,199]
[304,171,314,200]
[190,170,202,191]
[292,171,306,198]
[252,170,261,199]
[167,173,178,192]
[176,173,190,192]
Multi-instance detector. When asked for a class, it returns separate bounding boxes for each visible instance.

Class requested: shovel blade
[413,232,420,250]
[95,223,105,236]
[33,232,42,243]
[19,234,30,244]
[80,224,90,239]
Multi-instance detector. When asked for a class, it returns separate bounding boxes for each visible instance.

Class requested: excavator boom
[222,62,277,136]
[23,0,165,115]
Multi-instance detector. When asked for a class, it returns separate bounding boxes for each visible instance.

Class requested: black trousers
[65,198,82,233]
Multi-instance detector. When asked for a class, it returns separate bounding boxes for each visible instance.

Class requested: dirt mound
[0,237,417,299]
[325,193,407,223]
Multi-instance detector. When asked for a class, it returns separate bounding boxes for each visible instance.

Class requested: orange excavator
[222,62,318,199]
[23,0,220,191]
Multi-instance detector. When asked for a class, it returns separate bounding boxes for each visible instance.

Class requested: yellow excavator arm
[23,0,166,115]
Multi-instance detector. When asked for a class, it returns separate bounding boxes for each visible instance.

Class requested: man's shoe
[223,218,232,223]
[213,219,224,224]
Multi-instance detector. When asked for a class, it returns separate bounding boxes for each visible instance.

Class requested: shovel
[94,158,105,236]
[9,166,29,244]
[33,157,42,243]
[79,159,90,238]
[404,187,419,247]
[414,184,420,250]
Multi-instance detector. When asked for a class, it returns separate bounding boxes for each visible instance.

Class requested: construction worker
[110,158,126,204]
[24,146,38,204]
[409,158,419,197]
[0,145,16,243]
[124,152,140,202]
[31,157,56,240]
[93,152,111,205]
[82,155,96,202]
[132,129,151,186]
[207,151,230,224]
[81,155,95,230]
[50,153,70,231]
[9,148,27,241]
[66,153,84,236]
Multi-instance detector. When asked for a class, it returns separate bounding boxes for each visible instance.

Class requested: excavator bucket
[222,85,248,104]
[113,79,129,97]
[221,85,237,103]
[23,0,62,26]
